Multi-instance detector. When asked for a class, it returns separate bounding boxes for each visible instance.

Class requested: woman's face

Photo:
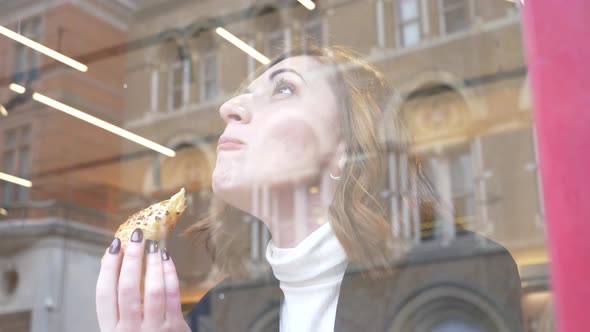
[212,55,342,202]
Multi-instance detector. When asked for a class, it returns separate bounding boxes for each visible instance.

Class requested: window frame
[396,0,423,48]
[167,59,190,111]
[2,125,32,205]
[12,17,42,84]
[150,67,160,113]
[302,19,326,48]
[265,28,292,59]
[199,52,219,102]
[246,39,256,79]
[438,0,470,35]
[420,143,477,240]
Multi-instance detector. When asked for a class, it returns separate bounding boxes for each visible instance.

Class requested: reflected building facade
[119,0,549,331]
[0,0,552,331]
[0,1,131,331]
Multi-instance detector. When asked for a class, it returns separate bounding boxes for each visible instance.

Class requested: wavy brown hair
[184,45,439,278]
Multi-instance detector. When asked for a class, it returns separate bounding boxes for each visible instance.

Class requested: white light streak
[0,25,88,72]
[32,92,175,157]
[297,0,316,10]
[9,83,25,94]
[215,27,270,64]
[0,172,32,188]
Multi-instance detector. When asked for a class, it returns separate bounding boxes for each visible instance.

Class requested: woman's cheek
[254,116,324,180]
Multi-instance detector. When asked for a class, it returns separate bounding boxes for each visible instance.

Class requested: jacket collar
[209,262,392,332]
[334,263,397,332]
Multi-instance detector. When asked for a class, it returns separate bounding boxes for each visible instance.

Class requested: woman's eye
[273,80,295,96]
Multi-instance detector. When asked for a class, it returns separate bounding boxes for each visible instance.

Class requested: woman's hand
[96,228,191,332]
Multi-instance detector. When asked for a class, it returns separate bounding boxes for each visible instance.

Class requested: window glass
[0,1,572,332]
[12,17,41,84]
[201,54,218,101]
[398,0,421,47]
[303,21,324,47]
[401,21,420,46]
[441,0,468,34]
[169,62,184,110]
[400,0,419,21]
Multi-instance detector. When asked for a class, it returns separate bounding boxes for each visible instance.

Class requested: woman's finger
[161,248,184,321]
[96,238,122,332]
[143,240,166,324]
[117,228,145,324]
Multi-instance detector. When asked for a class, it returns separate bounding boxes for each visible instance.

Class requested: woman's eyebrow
[240,68,308,94]
[269,68,308,85]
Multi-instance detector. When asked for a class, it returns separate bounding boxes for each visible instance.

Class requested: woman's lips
[217,136,245,151]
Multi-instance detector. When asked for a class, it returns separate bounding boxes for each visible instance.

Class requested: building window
[200,53,218,102]
[449,149,476,221]
[439,0,469,34]
[150,68,159,112]
[421,144,475,239]
[397,0,422,47]
[12,17,41,84]
[266,29,291,59]
[247,39,256,79]
[168,59,190,111]
[302,20,325,48]
[151,156,161,190]
[376,0,386,48]
[3,125,31,205]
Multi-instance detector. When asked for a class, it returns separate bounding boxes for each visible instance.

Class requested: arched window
[145,144,212,197]
[401,85,481,241]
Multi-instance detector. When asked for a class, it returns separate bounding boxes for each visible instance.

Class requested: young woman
[96,46,523,332]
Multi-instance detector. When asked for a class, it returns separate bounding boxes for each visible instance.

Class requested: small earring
[329,172,341,180]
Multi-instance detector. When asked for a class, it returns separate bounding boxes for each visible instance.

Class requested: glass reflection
[0,0,555,331]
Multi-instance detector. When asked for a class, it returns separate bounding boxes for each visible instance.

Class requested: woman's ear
[329,141,348,177]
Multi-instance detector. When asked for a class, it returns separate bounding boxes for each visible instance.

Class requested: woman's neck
[251,172,336,248]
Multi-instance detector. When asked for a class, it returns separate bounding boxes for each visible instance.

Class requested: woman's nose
[219,94,252,124]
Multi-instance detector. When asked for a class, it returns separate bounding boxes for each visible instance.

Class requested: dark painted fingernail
[108,238,121,254]
[161,248,170,261]
[146,240,158,253]
[130,228,143,242]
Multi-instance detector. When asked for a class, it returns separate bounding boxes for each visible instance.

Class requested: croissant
[115,188,186,250]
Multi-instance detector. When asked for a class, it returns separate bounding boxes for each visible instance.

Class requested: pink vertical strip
[522,1,590,331]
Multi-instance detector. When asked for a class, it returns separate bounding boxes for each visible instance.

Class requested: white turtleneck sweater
[265,222,348,332]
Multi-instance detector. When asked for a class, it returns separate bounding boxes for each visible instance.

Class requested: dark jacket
[186,231,523,332]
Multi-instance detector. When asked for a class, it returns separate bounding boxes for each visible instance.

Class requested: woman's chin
[211,175,253,213]
[212,171,249,198]
[211,170,236,194]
